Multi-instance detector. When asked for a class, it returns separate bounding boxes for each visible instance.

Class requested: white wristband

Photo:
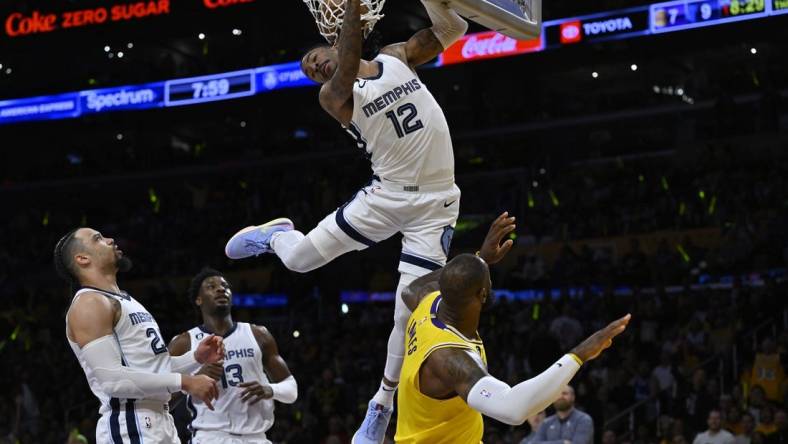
[270,375,298,404]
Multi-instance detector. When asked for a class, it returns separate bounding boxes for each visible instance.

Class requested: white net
[302,0,387,46]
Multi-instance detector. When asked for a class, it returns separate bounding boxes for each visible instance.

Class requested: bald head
[439,254,491,309]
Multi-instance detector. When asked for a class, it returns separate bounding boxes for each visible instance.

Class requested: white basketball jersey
[66,287,173,415]
[348,53,455,187]
[186,322,274,436]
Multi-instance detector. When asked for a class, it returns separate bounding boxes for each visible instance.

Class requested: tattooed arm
[319,0,363,125]
[380,1,468,69]
[421,347,490,401]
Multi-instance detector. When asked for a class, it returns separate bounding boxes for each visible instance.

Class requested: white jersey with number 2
[347,53,455,188]
[67,287,180,444]
[67,287,173,410]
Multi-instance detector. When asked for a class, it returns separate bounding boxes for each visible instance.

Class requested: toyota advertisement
[545,7,651,48]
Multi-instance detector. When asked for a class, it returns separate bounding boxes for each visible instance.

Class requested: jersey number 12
[385,103,424,138]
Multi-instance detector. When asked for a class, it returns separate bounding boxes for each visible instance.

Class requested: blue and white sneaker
[224,218,294,259]
[352,401,393,444]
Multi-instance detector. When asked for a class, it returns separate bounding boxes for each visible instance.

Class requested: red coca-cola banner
[439,31,543,66]
[4,0,170,37]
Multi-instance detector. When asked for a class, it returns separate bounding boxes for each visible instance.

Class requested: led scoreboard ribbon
[1,0,786,125]
[650,0,767,32]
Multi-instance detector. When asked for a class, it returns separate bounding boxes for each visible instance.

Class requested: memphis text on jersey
[129,311,154,325]
[361,78,422,118]
[225,348,255,360]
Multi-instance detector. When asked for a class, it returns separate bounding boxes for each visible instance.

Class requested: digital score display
[773,0,788,13]
[650,0,767,32]
[164,70,255,106]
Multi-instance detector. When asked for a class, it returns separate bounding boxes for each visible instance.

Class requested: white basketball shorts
[96,400,178,444]
[313,177,461,276]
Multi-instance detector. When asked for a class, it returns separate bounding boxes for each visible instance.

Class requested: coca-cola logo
[461,34,517,59]
[559,20,582,44]
[441,30,543,66]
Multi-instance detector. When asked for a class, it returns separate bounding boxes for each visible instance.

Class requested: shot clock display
[164,69,255,106]
[650,0,767,32]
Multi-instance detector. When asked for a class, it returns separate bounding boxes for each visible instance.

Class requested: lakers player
[224,0,468,440]
[168,268,298,444]
[395,245,631,442]
[53,228,223,444]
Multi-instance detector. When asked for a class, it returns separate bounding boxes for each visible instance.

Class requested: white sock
[382,273,417,382]
[372,380,397,409]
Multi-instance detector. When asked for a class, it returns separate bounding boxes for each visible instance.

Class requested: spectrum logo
[560,20,582,44]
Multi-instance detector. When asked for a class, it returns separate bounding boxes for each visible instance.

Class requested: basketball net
[302,0,386,46]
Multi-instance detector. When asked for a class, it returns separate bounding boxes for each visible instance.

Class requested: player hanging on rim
[54,228,223,444]
[224,0,468,441]
[168,268,298,444]
[395,214,631,443]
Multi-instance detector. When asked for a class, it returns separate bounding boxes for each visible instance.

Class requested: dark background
[0,0,786,443]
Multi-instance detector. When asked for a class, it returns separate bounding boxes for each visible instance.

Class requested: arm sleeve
[270,375,298,404]
[421,0,468,49]
[170,352,201,375]
[82,335,182,399]
[466,354,581,426]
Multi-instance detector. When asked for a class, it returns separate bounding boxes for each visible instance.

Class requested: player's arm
[240,325,298,405]
[402,268,443,312]
[381,0,468,69]
[423,315,631,425]
[319,0,363,126]
[166,332,225,408]
[401,212,515,311]
[68,292,219,409]
[167,332,225,374]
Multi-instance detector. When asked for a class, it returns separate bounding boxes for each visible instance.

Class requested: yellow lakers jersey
[395,291,487,444]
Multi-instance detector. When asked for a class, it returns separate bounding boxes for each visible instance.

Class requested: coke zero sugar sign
[4,0,170,37]
[439,31,543,66]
